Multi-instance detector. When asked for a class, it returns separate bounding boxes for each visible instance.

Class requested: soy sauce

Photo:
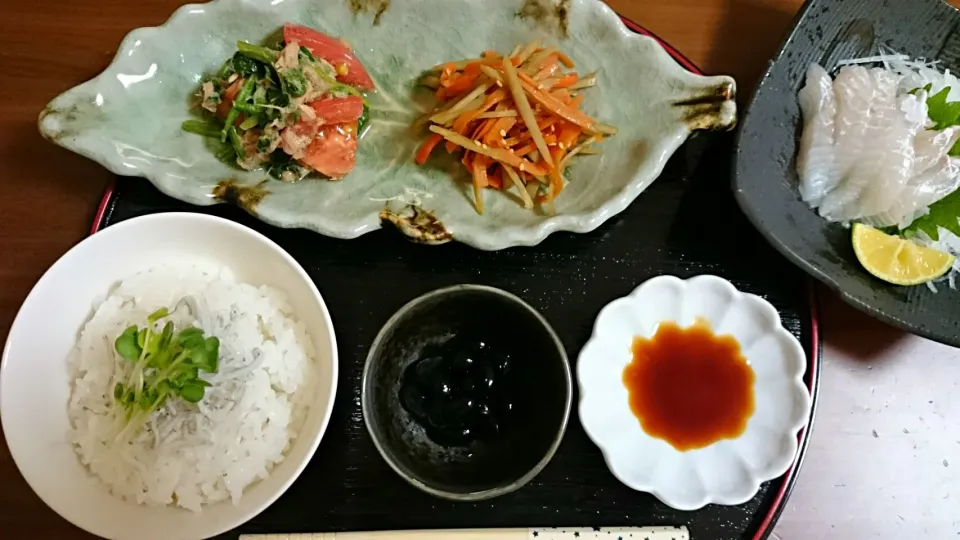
[623,318,755,451]
[399,336,514,447]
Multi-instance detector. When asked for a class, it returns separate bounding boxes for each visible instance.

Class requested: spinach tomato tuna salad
[182,24,374,181]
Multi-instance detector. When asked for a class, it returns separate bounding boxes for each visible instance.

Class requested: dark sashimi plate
[88,17,821,540]
[734,0,960,346]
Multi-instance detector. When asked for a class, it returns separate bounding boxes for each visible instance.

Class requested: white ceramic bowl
[1,213,338,540]
[577,275,810,510]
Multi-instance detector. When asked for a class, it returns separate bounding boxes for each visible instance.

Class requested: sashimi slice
[817,67,921,221]
[812,65,874,219]
[865,156,960,228]
[913,127,959,172]
[850,82,925,218]
[797,63,840,206]
[795,55,960,231]
[862,128,960,227]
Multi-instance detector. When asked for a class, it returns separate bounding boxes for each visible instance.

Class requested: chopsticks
[239,526,690,539]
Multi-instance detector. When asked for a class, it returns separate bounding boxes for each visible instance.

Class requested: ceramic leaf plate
[40,0,736,250]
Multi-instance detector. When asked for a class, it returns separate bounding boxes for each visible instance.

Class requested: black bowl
[361,284,571,501]
[734,0,960,347]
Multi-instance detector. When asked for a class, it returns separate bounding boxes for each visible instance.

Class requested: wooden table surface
[2,1,959,538]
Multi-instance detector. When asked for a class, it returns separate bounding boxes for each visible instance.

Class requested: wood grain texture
[0,1,956,540]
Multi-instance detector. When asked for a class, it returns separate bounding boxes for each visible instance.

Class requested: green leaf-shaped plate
[39,0,736,249]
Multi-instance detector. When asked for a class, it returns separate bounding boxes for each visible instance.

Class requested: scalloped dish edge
[575,275,811,510]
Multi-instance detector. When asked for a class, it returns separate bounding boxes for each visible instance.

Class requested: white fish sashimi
[862,130,960,228]
[796,62,960,228]
[913,127,959,172]
[797,63,839,206]
[817,67,921,221]
[860,156,960,228]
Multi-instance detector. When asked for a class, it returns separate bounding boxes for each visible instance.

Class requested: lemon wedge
[851,223,956,286]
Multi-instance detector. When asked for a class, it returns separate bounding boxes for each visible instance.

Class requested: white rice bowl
[1,213,338,540]
[69,264,317,511]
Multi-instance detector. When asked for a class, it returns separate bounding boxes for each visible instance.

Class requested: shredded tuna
[280,128,314,160]
[276,41,301,72]
[199,82,219,113]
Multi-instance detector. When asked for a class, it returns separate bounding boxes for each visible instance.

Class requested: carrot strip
[504,134,530,147]
[556,52,575,68]
[469,121,487,140]
[482,50,498,58]
[569,93,584,107]
[483,117,508,145]
[514,141,537,157]
[429,125,549,176]
[551,73,579,89]
[415,133,443,165]
[533,63,560,81]
[477,118,498,140]
[517,71,539,87]
[442,73,480,96]
[482,88,509,109]
[537,116,559,131]
[498,117,518,140]
[451,107,484,135]
[451,90,508,135]
[487,168,503,189]
[520,79,596,130]
[550,88,572,103]
[428,57,517,72]
[558,123,581,149]
[463,62,483,78]
[538,54,559,70]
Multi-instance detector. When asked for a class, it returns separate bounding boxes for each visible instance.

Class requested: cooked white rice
[67,264,316,511]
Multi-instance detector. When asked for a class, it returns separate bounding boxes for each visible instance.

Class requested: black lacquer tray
[89,18,821,540]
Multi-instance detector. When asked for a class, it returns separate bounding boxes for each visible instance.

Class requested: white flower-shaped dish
[577,275,811,511]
